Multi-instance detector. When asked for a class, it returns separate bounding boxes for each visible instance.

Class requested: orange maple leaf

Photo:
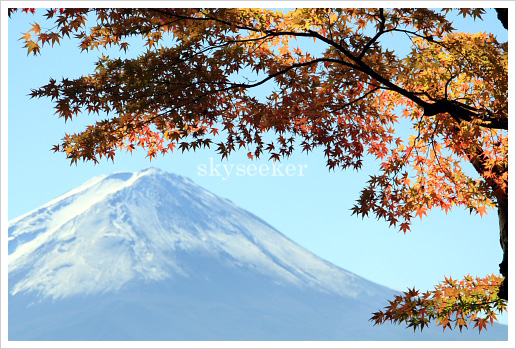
[476,206,488,217]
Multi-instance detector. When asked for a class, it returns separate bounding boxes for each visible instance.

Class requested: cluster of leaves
[353,30,508,231]
[371,274,507,333]
[9,7,508,331]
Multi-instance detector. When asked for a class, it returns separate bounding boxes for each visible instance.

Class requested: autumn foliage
[371,274,506,332]
[9,8,508,332]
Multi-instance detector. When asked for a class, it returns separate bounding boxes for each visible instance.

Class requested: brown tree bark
[498,195,508,300]
[492,6,508,301]
[495,8,508,30]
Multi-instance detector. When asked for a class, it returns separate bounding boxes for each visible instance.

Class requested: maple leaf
[24,40,40,55]
[278,45,290,56]
[399,222,411,234]
[476,206,488,217]
[19,32,31,41]
[415,207,427,220]
[29,22,41,34]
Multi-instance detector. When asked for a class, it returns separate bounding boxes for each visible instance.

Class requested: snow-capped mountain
[7,168,508,341]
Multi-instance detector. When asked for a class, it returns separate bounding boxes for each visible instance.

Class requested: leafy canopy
[9,7,508,332]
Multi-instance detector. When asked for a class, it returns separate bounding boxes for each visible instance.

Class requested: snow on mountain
[7,168,508,341]
[9,168,382,300]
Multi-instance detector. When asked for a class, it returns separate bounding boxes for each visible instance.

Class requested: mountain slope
[7,168,508,341]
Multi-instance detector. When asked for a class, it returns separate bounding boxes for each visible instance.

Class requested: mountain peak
[99,167,168,182]
[9,168,391,301]
[139,167,165,175]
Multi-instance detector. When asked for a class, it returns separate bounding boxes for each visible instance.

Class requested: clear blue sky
[4,5,511,325]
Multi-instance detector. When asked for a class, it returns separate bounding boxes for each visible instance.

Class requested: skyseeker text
[197,158,308,180]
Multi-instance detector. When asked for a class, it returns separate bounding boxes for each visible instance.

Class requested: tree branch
[125,8,512,131]
[358,8,386,60]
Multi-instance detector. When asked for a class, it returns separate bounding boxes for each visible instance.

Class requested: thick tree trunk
[498,195,508,300]
[495,8,508,30]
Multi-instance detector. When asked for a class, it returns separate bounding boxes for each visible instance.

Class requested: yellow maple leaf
[29,22,41,34]
[279,46,289,56]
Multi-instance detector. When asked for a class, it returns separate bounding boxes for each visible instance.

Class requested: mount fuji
[7,168,508,341]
